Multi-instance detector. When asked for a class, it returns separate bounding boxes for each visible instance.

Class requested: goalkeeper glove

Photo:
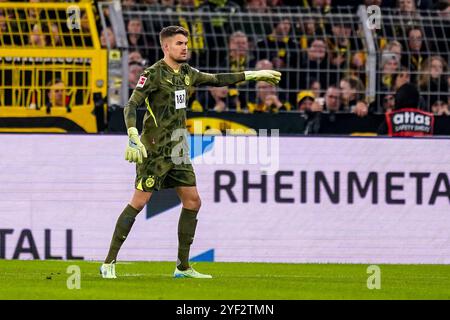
[125,127,147,164]
[244,70,282,86]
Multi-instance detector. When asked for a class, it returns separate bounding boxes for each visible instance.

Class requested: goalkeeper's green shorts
[134,157,196,192]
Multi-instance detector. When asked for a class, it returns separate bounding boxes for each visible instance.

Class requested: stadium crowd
[1,0,449,117]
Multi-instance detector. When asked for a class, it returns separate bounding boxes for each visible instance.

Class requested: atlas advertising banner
[0,134,449,264]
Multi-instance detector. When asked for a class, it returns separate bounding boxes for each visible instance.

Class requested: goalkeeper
[101,26,281,279]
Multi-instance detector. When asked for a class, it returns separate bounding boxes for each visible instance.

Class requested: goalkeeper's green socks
[177,208,199,271]
[105,205,199,269]
[104,204,140,263]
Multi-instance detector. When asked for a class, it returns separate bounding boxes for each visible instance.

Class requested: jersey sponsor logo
[136,75,147,88]
[184,75,190,86]
[145,176,155,188]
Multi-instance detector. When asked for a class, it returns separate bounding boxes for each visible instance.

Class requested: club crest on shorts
[136,75,147,88]
[145,176,155,188]
[184,75,190,86]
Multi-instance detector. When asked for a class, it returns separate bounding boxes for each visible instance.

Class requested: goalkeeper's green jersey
[124,59,244,159]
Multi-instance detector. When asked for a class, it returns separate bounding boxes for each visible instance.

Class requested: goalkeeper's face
[165,34,189,63]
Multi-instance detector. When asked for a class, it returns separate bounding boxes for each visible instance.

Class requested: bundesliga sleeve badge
[136,75,147,88]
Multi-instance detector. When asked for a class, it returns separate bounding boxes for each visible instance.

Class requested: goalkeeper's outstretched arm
[193,69,281,87]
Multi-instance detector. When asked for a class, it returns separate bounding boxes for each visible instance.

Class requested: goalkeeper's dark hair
[159,26,189,45]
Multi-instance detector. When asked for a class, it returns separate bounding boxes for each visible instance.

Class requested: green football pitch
[0,260,449,300]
